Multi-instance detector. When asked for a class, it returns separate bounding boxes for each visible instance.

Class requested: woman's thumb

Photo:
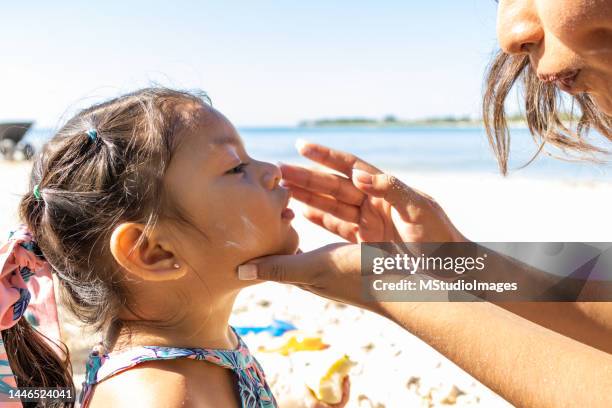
[237,252,316,285]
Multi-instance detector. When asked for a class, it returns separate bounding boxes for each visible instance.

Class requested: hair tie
[0,224,52,331]
[33,184,42,200]
[87,128,98,141]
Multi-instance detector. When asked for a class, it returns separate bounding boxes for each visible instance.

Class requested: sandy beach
[2,160,611,407]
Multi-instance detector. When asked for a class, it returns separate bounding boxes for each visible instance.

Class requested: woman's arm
[381,301,612,408]
[456,246,612,354]
[496,302,612,354]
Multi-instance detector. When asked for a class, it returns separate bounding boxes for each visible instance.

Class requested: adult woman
[239,0,612,407]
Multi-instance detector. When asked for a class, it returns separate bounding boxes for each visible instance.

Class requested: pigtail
[0,184,76,407]
[2,319,74,408]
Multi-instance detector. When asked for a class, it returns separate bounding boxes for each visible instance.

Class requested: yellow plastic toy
[304,353,356,404]
[259,335,329,356]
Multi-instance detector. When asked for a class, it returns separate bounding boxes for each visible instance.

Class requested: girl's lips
[279,186,293,221]
[281,208,295,221]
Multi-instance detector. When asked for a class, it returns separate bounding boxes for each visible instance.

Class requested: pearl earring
[173,263,180,269]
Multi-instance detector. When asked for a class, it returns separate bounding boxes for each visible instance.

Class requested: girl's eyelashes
[226,162,248,175]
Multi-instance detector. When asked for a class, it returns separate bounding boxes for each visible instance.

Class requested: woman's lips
[556,73,580,93]
[540,69,582,94]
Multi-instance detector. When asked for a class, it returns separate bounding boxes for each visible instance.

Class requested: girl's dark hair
[483,51,612,174]
[2,320,74,408]
[12,87,208,404]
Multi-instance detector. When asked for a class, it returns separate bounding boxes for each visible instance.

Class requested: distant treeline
[298,113,578,128]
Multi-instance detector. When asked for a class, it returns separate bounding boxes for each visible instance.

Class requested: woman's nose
[262,163,282,190]
[497,0,544,55]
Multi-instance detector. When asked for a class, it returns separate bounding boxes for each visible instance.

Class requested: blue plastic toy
[234,319,297,337]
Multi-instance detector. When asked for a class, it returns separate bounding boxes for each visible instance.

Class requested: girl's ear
[110,222,185,281]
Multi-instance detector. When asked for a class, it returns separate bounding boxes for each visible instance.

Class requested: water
[23,126,612,181]
[240,127,611,181]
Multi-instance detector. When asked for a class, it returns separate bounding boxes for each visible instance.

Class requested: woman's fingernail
[352,169,372,185]
[295,138,309,152]
[238,264,258,280]
[295,139,321,157]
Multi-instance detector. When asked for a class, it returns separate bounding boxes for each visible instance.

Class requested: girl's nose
[497,0,544,55]
[263,163,282,190]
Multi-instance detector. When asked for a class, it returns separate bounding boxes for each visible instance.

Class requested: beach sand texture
[2,160,611,407]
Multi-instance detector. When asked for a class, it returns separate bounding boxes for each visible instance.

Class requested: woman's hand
[238,141,465,313]
[280,140,465,244]
[240,243,363,305]
[239,242,406,317]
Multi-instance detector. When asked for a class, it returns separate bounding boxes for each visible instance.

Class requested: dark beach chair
[0,122,34,160]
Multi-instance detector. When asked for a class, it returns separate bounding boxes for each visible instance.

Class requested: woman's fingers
[295,140,381,177]
[352,169,466,243]
[280,163,364,206]
[288,183,361,224]
[352,169,426,223]
[302,206,359,243]
[356,196,387,242]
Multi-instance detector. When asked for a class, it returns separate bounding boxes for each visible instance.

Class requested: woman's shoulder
[86,358,241,408]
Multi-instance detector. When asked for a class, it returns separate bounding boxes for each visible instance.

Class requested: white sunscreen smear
[240,215,262,238]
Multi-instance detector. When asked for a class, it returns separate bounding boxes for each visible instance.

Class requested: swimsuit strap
[79,327,277,408]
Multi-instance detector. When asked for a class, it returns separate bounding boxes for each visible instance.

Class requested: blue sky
[1,1,499,127]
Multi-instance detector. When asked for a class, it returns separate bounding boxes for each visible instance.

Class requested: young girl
[17,88,349,407]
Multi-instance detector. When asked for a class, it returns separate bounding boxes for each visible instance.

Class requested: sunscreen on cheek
[240,215,263,238]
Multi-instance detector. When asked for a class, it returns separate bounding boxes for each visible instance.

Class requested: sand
[2,160,611,407]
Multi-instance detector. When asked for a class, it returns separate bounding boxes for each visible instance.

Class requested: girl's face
[163,104,299,285]
[497,0,612,114]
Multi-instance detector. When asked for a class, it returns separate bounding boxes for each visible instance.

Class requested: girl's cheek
[211,189,277,251]
[213,212,264,252]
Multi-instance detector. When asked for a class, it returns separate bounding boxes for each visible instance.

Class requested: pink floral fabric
[0,225,62,407]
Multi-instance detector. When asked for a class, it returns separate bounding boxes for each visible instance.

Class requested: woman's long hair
[482,51,612,174]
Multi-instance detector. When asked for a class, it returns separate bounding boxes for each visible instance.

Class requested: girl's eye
[226,163,248,175]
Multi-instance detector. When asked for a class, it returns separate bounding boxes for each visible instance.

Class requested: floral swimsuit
[79,327,277,408]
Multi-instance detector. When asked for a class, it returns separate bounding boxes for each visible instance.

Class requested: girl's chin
[272,228,300,256]
[276,227,300,256]
[240,228,300,261]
